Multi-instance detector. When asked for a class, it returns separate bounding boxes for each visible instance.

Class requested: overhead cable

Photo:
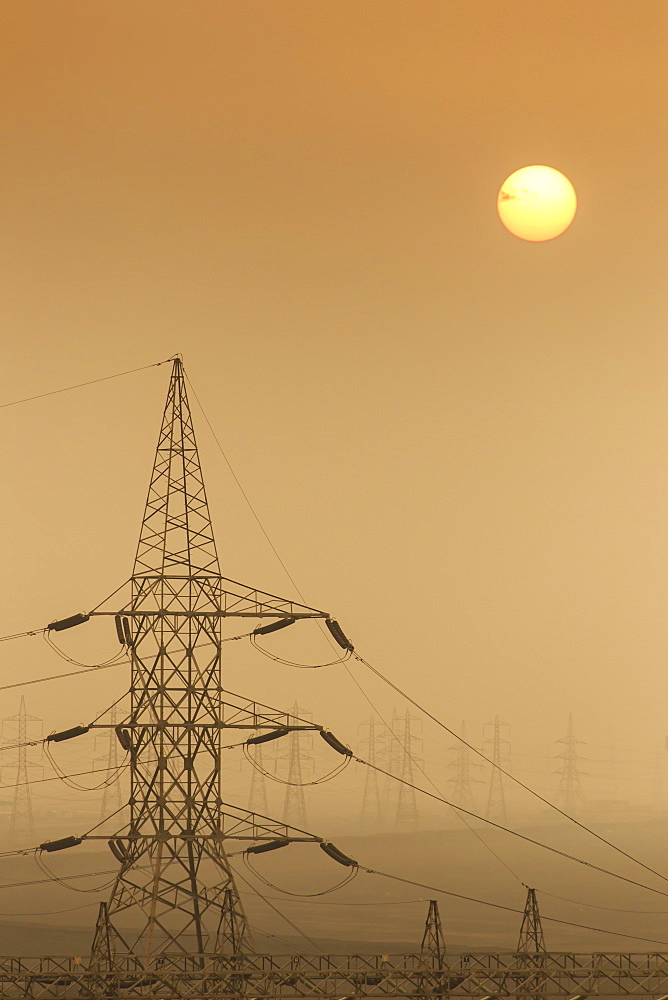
[363,867,668,949]
[0,358,173,410]
[354,652,668,888]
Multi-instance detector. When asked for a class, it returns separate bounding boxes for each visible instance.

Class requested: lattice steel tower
[90,358,328,964]
[484,716,510,823]
[358,716,384,831]
[555,713,586,812]
[448,720,479,811]
[2,697,41,847]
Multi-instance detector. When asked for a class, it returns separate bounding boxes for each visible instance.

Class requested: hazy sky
[0,1,667,778]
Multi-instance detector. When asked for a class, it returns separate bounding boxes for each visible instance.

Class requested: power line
[354,652,668,888]
[353,755,668,901]
[0,358,173,410]
[363,868,668,948]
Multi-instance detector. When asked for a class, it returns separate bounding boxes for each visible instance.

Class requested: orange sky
[0,1,666,782]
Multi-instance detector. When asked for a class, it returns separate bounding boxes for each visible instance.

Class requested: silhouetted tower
[358,716,384,831]
[448,721,480,811]
[516,887,547,1000]
[517,888,546,952]
[421,899,445,964]
[282,702,310,829]
[418,899,447,997]
[393,709,422,832]
[90,358,329,964]
[555,713,586,812]
[247,742,268,816]
[2,697,42,846]
[484,717,510,823]
[98,703,124,823]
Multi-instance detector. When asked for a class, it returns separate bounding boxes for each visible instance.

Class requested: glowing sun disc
[497,165,577,242]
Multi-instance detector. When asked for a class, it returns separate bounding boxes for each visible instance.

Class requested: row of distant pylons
[0,697,124,847]
[0,697,640,842]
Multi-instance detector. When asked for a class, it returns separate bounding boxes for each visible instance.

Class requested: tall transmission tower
[483,717,510,824]
[448,720,479,811]
[1,697,42,847]
[89,358,330,964]
[357,716,384,831]
[554,713,586,812]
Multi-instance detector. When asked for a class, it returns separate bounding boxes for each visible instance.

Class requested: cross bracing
[88,358,332,963]
[4,951,668,997]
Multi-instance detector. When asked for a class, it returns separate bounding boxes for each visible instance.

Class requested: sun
[497,165,577,242]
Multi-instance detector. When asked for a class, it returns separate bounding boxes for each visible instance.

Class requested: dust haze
[0,0,666,960]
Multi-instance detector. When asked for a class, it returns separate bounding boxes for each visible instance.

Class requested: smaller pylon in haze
[358,716,385,831]
[448,720,481,811]
[281,702,313,829]
[96,703,125,824]
[554,713,586,812]
[391,709,422,832]
[483,716,511,823]
[1,697,42,847]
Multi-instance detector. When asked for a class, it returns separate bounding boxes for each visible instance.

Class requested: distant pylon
[517,887,546,952]
[247,742,268,816]
[98,704,124,823]
[484,716,510,823]
[554,713,586,812]
[282,702,310,829]
[448,721,480,811]
[358,716,384,831]
[393,709,422,832]
[2,697,42,847]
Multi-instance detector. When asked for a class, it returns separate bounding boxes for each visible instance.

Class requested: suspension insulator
[115,726,133,751]
[246,838,291,855]
[114,615,126,645]
[108,839,127,864]
[46,726,90,743]
[320,841,358,867]
[47,614,90,632]
[325,619,354,652]
[40,836,82,853]
[122,617,133,647]
[246,727,292,746]
[253,618,297,636]
[319,730,353,757]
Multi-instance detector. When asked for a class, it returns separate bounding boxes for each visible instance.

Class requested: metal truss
[89,358,330,964]
[2,951,668,997]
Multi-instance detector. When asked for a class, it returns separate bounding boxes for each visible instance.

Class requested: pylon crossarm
[88,577,327,619]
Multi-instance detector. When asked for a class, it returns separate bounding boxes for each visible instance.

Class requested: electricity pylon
[282,702,311,829]
[515,887,547,1000]
[247,742,268,816]
[2,697,42,847]
[358,716,384,831]
[393,709,422,832]
[554,713,586,812]
[97,703,124,824]
[517,888,546,952]
[90,358,329,965]
[484,716,510,823]
[418,899,447,997]
[448,720,480,811]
